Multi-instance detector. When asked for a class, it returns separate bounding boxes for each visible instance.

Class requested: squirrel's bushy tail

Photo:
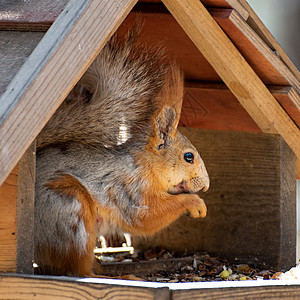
[37,30,171,149]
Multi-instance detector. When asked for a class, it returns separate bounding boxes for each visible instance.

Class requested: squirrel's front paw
[187,196,207,218]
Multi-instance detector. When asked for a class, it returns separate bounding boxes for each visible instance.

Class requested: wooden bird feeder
[0,0,300,298]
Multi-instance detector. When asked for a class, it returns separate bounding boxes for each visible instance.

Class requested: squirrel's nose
[201,177,210,192]
[199,158,209,192]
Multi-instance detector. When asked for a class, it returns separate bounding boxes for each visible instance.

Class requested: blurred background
[247,0,300,263]
[247,0,300,69]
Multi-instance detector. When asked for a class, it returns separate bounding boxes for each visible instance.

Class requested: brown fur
[34,29,209,277]
[42,174,97,276]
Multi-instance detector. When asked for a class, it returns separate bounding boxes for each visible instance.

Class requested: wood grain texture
[0,166,18,272]
[161,0,300,177]
[181,83,300,130]
[280,138,297,270]
[172,283,300,299]
[16,142,36,274]
[211,9,289,86]
[0,31,44,96]
[217,9,300,92]
[181,86,261,132]
[1,274,300,299]
[272,87,300,128]
[134,129,296,271]
[0,0,138,186]
[0,275,169,300]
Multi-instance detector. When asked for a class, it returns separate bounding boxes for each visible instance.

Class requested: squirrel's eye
[184,152,194,164]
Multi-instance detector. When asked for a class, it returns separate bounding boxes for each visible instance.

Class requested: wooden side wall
[0,167,18,272]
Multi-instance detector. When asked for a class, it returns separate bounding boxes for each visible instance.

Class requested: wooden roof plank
[218,8,300,93]
[162,0,300,177]
[0,0,138,186]
[211,9,289,86]
[207,0,250,19]
[2,2,297,92]
[271,87,300,128]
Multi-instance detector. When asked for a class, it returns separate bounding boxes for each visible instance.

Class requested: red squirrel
[35,30,209,276]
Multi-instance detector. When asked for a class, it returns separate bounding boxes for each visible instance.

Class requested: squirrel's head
[143,66,209,195]
[144,106,209,195]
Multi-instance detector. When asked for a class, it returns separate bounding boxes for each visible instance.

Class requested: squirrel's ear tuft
[154,107,177,149]
[151,65,184,150]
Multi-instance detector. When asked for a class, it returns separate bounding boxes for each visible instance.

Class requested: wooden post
[16,142,36,274]
[0,143,36,274]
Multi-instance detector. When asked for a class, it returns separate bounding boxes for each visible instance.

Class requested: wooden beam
[1,273,300,299]
[0,0,138,186]
[0,274,169,299]
[208,8,288,86]
[161,0,300,177]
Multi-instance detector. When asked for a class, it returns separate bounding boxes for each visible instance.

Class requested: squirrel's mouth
[168,179,209,195]
[168,181,193,195]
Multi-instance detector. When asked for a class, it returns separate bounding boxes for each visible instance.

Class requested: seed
[220,270,230,278]
[192,276,203,282]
